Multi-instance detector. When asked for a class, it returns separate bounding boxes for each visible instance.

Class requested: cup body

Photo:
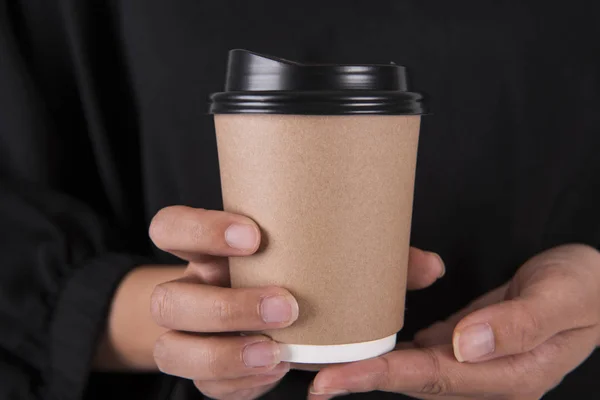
[215,114,421,363]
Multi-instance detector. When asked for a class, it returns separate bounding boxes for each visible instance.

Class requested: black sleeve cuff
[46,253,148,400]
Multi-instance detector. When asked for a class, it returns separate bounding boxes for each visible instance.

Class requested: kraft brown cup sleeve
[215,114,420,361]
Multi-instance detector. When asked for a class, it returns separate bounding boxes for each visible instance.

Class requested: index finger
[309,344,546,398]
[150,206,261,257]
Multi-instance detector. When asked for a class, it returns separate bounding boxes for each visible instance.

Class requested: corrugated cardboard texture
[215,115,420,345]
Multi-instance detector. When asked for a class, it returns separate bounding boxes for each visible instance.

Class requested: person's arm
[0,3,162,398]
[93,265,185,371]
[0,180,150,399]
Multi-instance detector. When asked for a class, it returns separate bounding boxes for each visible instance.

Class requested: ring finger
[154,332,283,380]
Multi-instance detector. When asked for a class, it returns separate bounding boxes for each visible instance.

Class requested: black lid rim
[210,91,428,115]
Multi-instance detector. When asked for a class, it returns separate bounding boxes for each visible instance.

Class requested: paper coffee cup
[210,50,427,363]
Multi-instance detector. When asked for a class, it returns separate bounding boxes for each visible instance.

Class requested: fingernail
[260,295,299,324]
[225,223,258,250]
[243,341,280,367]
[428,251,446,278]
[454,323,495,362]
[309,383,349,396]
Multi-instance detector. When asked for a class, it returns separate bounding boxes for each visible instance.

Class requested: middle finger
[150,279,299,332]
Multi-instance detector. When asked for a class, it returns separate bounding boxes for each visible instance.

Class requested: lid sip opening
[210,49,427,115]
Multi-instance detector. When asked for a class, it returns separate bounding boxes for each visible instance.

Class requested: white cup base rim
[279,333,397,364]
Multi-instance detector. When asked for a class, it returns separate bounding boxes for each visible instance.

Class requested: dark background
[2,1,599,399]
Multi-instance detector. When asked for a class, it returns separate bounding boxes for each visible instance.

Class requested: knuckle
[372,356,392,390]
[506,354,547,394]
[211,296,243,328]
[150,284,174,326]
[187,208,221,248]
[512,301,543,353]
[204,342,225,379]
[530,335,565,366]
[419,348,453,395]
[189,212,210,245]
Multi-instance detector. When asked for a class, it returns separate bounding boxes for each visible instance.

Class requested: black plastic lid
[209,49,427,115]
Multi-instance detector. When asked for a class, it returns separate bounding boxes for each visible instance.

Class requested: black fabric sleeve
[0,182,147,400]
[0,1,150,399]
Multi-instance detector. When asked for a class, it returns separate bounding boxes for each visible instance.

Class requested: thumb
[452,262,600,363]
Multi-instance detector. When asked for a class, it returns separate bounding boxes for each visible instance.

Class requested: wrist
[94,265,186,371]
